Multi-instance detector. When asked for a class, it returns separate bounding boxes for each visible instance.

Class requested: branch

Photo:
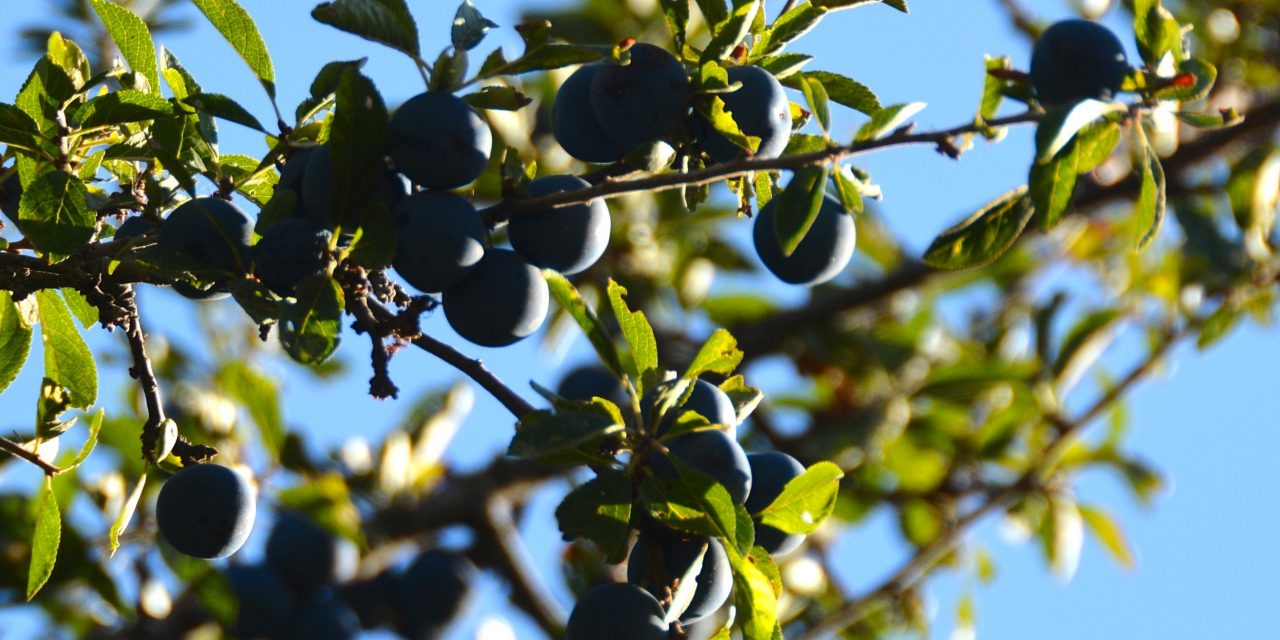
[796,324,1187,639]
[0,436,64,475]
[476,495,568,635]
[478,111,1041,226]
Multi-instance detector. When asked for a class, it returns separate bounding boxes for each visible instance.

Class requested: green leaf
[784,71,880,115]
[975,55,1010,138]
[640,453,753,553]
[544,272,626,380]
[757,461,843,534]
[1034,99,1127,163]
[684,328,743,380]
[702,1,759,63]
[463,85,532,111]
[72,90,174,128]
[508,405,623,465]
[89,0,160,94]
[277,474,364,545]
[312,0,421,59]
[799,74,831,135]
[699,94,759,156]
[1134,129,1167,250]
[0,102,42,152]
[1153,58,1217,102]
[429,48,468,93]
[555,469,633,563]
[347,201,397,269]
[1079,504,1136,569]
[728,547,780,639]
[482,44,610,79]
[607,280,659,394]
[856,102,926,142]
[17,170,93,261]
[1174,108,1243,130]
[719,375,763,426]
[772,165,829,256]
[1031,121,1121,231]
[695,0,729,26]
[35,290,96,408]
[279,274,344,365]
[753,3,826,57]
[217,362,286,461]
[60,289,97,329]
[452,1,498,51]
[26,478,61,600]
[815,0,907,11]
[659,0,691,50]
[755,53,814,79]
[330,69,389,230]
[108,474,144,557]
[46,32,91,89]
[66,408,104,470]
[182,93,267,132]
[832,165,864,214]
[922,186,1033,269]
[1133,0,1182,67]
[1196,304,1240,350]
[0,292,34,396]
[16,57,76,137]
[190,0,277,98]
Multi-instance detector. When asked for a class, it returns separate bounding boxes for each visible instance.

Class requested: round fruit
[442,249,549,347]
[566,583,670,640]
[393,550,477,638]
[753,193,856,286]
[254,218,333,298]
[158,197,254,275]
[392,191,487,293]
[0,173,21,219]
[338,570,398,629]
[265,510,354,596]
[507,174,611,275]
[1030,19,1129,106]
[695,65,792,163]
[389,92,492,190]
[226,565,295,640]
[651,429,752,505]
[744,451,808,556]
[277,147,316,194]
[590,43,690,145]
[292,593,361,640]
[627,530,732,624]
[552,64,633,163]
[115,216,156,241]
[155,463,256,559]
[642,378,737,437]
[300,144,411,228]
[557,365,626,406]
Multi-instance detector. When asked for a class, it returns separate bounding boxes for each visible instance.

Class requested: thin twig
[0,436,64,476]
[478,111,1041,226]
[796,324,1187,639]
[478,495,568,635]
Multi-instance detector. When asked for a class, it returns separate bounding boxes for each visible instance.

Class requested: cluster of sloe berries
[555,367,812,637]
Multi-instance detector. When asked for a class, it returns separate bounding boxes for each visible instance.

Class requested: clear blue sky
[1,1,1277,639]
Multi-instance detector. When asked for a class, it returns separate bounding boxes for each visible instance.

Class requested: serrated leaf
[753,3,825,57]
[279,275,344,365]
[0,292,33,396]
[695,0,729,26]
[463,85,532,111]
[26,479,61,600]
[799,74,831,134]
[0,102,43,151]
[1035,99,1127,163]
[772,165,829,256]
[1174,109,1242,129]
[330,69,388,230]
[191,0,277,98]
[90,0,159,93]
[922,186,1032,269]
[757,461,843,534]
[1134,129,1166,250]
[452,0,498,51]
[545,272,626,379]
[608,280,659,394]
[312,0,421,59]
[18,170,94,261]
[483,44,610,78]
[856,101,926,142]
[659,0,690,50]
[508,405,623,465]
[784,71,880,115]
[1133,0,1181,68]
[59,289,97,330]
[640,453,753,553]
[1031,121,1121,231]
[182,93,267,132]
[729,548,779,639]
[35,290,96,408]
[16,57,76,138]
[555,469,633,562]
[684,328,742,380]
[72,90,174,128]
[701,94,760,155]
[832,165,864,214]
[65,408,104,470]
[755,53,813,79]
[975,55,1011,138]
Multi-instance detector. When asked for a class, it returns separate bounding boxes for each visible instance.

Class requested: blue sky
[0,1,1277,638]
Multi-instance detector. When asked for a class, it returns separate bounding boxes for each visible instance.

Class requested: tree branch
[0,436,64,475]
[476,495,568,635]
[478,112,1041,226]
[796,324,1187,639]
